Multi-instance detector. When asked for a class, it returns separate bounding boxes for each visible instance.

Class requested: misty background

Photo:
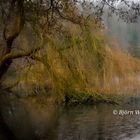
[103,14,140,58]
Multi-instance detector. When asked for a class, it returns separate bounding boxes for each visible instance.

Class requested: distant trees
[0,0,140,80]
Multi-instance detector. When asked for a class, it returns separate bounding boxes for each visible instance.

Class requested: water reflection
[0,94,59,140]
[58,105,140,140]
[1,95,140,140]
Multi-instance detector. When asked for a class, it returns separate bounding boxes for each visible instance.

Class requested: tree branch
[0,47,41,66]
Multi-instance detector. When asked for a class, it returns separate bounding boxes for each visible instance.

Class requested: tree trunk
[0,0,24,80]
[0,44,12,79]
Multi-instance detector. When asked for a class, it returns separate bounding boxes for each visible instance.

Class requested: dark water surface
[1,94,140,140]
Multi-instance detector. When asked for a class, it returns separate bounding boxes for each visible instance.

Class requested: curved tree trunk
[0,0,24,80]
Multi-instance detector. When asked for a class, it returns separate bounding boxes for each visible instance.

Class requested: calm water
[1,94,140,140]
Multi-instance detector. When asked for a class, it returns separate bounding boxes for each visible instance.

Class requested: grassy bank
[3,21,140,105]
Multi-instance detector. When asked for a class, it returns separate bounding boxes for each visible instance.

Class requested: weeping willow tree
[0,0,140,82]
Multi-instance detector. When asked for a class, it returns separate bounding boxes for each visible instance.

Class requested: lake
[0,93,140,140]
